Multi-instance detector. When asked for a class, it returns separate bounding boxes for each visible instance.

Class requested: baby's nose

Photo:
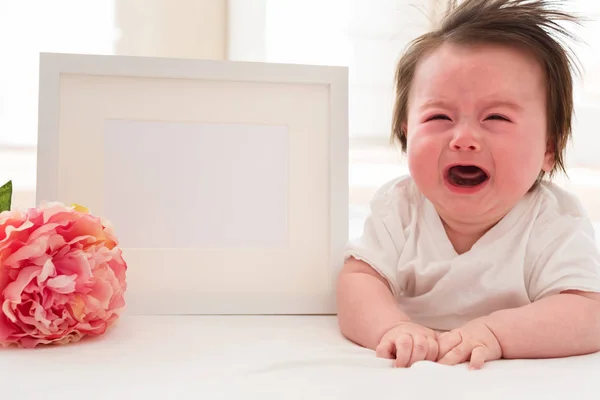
[449,130,482,152]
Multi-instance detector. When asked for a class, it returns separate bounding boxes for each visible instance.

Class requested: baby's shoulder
[527,180,595,242]
[368,175,422,225]
[533,181,590,221]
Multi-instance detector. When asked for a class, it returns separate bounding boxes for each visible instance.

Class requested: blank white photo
[103,119,289,249]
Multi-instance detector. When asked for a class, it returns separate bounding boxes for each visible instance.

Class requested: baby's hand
[436,318,502,370]
[375,321,440,368]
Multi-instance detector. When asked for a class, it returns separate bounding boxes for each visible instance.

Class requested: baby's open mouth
[447,165,489,187]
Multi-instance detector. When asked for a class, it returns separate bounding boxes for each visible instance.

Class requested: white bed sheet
[3,315,599,399]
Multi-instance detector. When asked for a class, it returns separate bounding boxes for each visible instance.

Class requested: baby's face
[404,42,554,223]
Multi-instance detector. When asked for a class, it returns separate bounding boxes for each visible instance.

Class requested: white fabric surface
[345,175,600,331]
[3,315,599,399]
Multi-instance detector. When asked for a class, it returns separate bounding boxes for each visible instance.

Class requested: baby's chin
[440,202,495,220]
[431,187,522,225]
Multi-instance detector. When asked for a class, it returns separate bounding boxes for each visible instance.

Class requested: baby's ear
[401,122,408,136]
[542,149,555,172]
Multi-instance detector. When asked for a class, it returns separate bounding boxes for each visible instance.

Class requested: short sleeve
[527,217,600,302]
[344,181,408,297]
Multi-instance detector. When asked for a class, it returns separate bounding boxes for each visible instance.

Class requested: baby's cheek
[407,137,441,184]
[495,146,543,190]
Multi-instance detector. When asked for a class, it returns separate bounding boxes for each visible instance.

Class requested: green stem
[0,180,13,213]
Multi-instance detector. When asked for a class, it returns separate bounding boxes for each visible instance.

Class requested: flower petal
[3,266,41,303]
[1,299,18,323]
[46,275,77,294]
[37,259,56,284]
[68,295,86,321]
[0,312,18,341]
[2,235,49,267]
[28,222,66,242]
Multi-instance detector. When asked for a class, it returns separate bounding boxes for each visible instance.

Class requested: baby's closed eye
[485,114,511,122]
[426,114,452,122]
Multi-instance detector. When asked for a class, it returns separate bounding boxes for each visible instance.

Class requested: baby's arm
[336,257,410,350]
[487,217,600,359]
[437,217,600,366]
[484,290,600,359]
[337,179,440,364]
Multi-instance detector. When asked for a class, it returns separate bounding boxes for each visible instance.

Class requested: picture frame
[36,52,349,315]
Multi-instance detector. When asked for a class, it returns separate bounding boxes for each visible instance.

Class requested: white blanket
[3,316,599,399]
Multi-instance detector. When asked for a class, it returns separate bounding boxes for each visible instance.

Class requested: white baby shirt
[344,175,600,331]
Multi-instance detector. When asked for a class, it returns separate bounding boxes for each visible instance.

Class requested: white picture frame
[36,52,349,316]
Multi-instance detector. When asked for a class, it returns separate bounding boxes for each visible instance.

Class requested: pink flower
[0,202,127,348]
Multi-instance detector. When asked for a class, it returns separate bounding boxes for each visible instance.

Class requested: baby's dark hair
[391,0,582,179]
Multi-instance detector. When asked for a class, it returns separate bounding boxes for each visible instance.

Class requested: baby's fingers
[437,331,462,361]
[393,334,414,368]
[437,334,472,366]
[375,336,395,360]
[469,346,489,370]
[425,336,439,361]
[408,335,428,367]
